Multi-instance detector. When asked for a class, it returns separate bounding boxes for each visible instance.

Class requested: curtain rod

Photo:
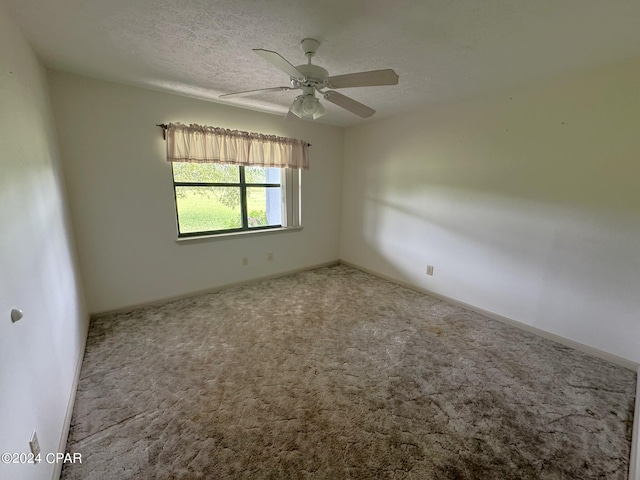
[156,123,311,146]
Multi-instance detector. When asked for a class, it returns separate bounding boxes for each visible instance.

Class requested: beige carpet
[62,264,636,479]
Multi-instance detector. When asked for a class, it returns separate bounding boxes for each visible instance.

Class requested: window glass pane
[245,166,280,184]
[175,186,241,233]
[173,163,239,183]
[247,187,282,228]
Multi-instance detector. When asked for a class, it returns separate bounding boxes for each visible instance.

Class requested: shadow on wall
[352,173,640,363]
[341,86,640,361]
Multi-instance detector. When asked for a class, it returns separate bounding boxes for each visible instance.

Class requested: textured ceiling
[4,0,640,126]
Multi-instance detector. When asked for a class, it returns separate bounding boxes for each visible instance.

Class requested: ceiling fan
[220,38,399,120]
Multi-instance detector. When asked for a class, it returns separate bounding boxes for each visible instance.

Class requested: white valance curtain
[165,123,310,170]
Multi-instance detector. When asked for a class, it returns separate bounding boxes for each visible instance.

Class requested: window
[172,163,300,237]
[162,122,308,238]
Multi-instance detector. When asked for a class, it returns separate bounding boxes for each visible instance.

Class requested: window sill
[175,226,303,243]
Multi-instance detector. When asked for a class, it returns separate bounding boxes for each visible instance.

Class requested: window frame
[171,163,301,238]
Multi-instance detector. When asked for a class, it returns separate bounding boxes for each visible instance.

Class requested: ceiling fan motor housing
[293,64,329,88]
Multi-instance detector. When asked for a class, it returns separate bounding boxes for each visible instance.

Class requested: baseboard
[339,260,637,371]
[630,367,640,480]
[52,315,90,480]
[90,260,341,317]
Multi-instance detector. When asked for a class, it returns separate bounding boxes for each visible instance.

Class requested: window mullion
[239,166,248,229]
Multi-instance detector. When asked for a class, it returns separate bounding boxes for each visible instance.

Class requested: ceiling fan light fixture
[290,94,326,120]
[301,94,320,116]
[289,96,304,118]
[312,101,326,120]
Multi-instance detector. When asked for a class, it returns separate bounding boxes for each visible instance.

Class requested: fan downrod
[292,39,327,89]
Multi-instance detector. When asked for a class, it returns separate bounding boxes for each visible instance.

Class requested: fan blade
[220,86,294,98]
[328,69,399,89]
[253,49,305,79]
[323,91,375,118]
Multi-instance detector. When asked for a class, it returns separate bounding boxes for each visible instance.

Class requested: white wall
[48,72,344,313]
[0,4,88,480]
[341,59,640,364]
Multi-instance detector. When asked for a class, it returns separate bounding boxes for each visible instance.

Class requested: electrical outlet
[29,430,40,461]
[242,257,248,266]
[426,265,434,276]
[267,253,274,261]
